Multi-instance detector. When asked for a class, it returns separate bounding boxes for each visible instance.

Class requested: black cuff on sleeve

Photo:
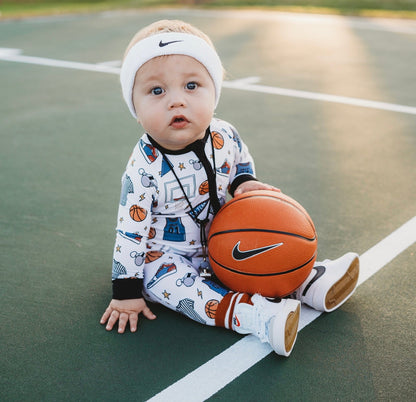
[112,278,143,300]
[229,175,258,197]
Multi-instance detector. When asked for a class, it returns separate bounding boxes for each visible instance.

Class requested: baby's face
[132,55,216,150]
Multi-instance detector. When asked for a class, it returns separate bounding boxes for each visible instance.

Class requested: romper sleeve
[111,141,158,300]
[227,123,258,196]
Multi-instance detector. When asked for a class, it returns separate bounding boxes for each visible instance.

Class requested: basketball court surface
[1,8,415,401]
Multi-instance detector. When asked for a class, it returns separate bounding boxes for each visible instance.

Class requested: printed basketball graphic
[148,227,156,239]
[205,299,219,319]
[145,250,164,263]
[199,180,209,195]
[129,205,147,222]
[211,131,224,149]
[208,190,317,297]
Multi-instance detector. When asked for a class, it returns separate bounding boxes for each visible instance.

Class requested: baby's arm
[234,180,281,196]
[100,298,156,333]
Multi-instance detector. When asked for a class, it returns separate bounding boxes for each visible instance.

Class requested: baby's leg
[142,251,229,326]
[142,249,300,356]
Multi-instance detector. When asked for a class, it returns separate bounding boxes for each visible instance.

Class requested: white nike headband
[120,32,223,119]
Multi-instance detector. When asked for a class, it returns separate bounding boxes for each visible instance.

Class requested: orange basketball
[199,180,209,195]
[205,299,219,319]
[129,205,147,222]
[208,190,317,297]
[211,131,224,149]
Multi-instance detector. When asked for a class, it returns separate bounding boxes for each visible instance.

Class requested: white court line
[1,49,416,115]
[147,216,416,402]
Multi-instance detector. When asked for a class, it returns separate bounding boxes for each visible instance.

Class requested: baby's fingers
[100,306,112,325]
[129,313,138,333]
[142,306,157,320]
[105,309,120,331]
[117,312,129,333]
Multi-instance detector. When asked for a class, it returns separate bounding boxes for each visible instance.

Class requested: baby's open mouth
[170,115,189,127]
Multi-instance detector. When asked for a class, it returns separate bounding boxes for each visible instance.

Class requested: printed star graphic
[162,290,171,299]
[140,193,145,201]
[119,217,124,223]
[189,240,196,245]
[197,289,203,298]
[178,163,185,170]
[131,159,136,166]
[116,245,121,252]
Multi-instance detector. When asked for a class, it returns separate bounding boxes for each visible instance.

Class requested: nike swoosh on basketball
[232,241,283,261]
[159,40,183,47]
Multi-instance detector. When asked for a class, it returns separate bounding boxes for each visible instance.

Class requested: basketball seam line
[218,193,315,229]
[208,228,316,242]
[208,253,317,276]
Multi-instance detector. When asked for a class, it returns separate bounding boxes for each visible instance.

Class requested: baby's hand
[100,298,156,333]
[234,180,281,196]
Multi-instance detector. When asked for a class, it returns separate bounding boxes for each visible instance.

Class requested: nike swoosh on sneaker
[232,241,283,261]
[159,40,183,47]
[302,265,326,296]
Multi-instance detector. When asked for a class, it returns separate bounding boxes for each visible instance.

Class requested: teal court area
[1,8,415,401]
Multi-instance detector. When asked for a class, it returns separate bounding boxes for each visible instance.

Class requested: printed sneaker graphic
[232,241,283,261]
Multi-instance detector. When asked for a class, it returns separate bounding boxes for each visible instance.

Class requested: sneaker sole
[285,304,300,354]
[325,256,359,312]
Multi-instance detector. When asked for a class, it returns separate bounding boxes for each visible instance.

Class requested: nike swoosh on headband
[232,241,283,261]
[159,40,184,47]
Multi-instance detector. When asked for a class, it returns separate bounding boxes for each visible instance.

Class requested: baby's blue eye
[186,82,197,90]
[151,87,163,95]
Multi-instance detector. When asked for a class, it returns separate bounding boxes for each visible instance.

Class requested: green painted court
[1,8,415,401]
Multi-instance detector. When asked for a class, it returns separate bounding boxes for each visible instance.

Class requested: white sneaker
[232,294,301,357]
[292,252,360,312]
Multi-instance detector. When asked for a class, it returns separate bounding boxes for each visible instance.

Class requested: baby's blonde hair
[124,19,216,60]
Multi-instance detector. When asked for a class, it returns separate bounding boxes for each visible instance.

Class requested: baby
[100,19,360,357]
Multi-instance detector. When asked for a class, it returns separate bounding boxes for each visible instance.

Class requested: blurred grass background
[1,0,416,19]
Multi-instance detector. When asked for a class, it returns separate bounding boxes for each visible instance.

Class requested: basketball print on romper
[129,205,147,222]
[176,298,206,324]
[148,227,156,240]
[211,131,224,149]
[139,139,159,163]
[205,299,219,319]
[199,180,209,195]
[146,262,177,289]
[145,250,164,263]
